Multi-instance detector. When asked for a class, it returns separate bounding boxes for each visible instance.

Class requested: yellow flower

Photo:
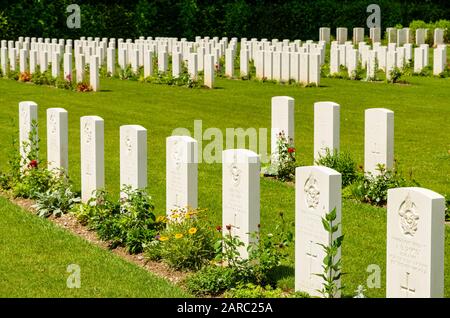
[156,215,167,223]
[159,236,169,241]
[175,233,183,239]
[188,227,198,235]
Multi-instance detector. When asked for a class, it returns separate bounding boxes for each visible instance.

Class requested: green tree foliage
[0,0,449,40]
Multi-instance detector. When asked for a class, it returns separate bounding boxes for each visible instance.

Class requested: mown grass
[0,69,449,297]
[0,196,190,297]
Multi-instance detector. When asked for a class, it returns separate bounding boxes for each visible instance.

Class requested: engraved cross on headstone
[372,141,381,155]
[400,272,416,297]
[306,240,318,280]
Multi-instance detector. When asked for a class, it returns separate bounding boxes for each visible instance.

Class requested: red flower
[226,224,232,231]
[216,225,222,232]
[288,147,295,153]
[28,160,38,169]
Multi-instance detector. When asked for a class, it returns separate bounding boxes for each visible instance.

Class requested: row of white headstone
[319,27,446,46]
[18,99,445,298]
[270,97,393,176]
[330,40,448,79]
[0,36,228,89]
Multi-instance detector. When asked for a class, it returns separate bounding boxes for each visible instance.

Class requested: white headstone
[434,29,444,46]
[386,50,397,80]
[204,54,214,88]
[90,55,99,91]
[386,187,445,298]
[47,108,68,172]
[299,53,309,84]
[188,53,198,80]
[222,149,260,259]
[172,51,181,78]
[309,53,320,85]
[295,165,342,297]
[158,50,168,73]
[51,52,60,78]
[433,47,446,75]
[80,116,104,202]
[364,108,394,175]
[19,101,38,165]
[225,48,234,77]
[319,27,331,43]
[413,47,424,73]
[107,47,115,76]
[353,27,364,45]
[336,27,348,44]
[29,50,37,74]
[416,29,426,45]
[0,47,7,76]
[271,96,295,159]
[63,53,72,81]
[370,27,381,43]
[261,50,271,80]
[19,49,28,73]
[144,50,153,78]
[281,51,291,82]
[166,136,198,215]
[255,50,264,79]
[330,46,340,75]
[240,49,249,77]
[272,51,281,81]
[314,102,340,161]
[76,54,85,83]
[120,125,147,194]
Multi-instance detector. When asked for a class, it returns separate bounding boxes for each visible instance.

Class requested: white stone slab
[222,149,260,259]
[386,187,445,298]
[364,108,394,175]
[47,108,68,172]
[166,136,198,215]
[295,165,342,297]
[80,116,104,202]
[314,102,340,161]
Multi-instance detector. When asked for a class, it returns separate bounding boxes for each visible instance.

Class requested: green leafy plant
[145,207,219,270]
[347,164,418,206]
[72,187,161,254]
[388,67,404,83]
[224,283,285,298]
[315,208,344,298]
[316,148,358,187]
[184,265,239,296]
[32,172,80,217]
[350,61,365,80]
[263,131,297,181]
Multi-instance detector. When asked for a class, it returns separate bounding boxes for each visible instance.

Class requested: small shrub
[315,149,358,187]
[18,72,32,82]
[263,131,296,181]
[32,172,80,218]
[388,67,403,83]
[347,164,418,206]
[7,69,19,81]
[72,187,161,254]
[224,283,285,298]
[145,207,219,270]
[350,62,365,80]
[76,82,92,92]
[185,265,239,296]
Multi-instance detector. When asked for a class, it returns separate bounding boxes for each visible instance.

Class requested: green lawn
[0,72,449,297]
[0,196,190,297]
